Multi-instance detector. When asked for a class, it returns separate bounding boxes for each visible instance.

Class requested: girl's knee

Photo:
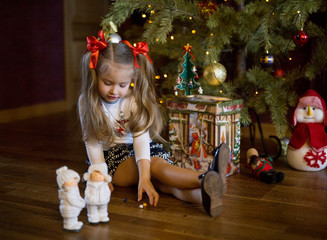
[150,157,167,168]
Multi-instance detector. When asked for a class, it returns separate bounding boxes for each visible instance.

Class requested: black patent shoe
[199,170,223,217]
[211,143,230,194]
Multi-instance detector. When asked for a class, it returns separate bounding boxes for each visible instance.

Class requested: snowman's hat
[292,89,327,126]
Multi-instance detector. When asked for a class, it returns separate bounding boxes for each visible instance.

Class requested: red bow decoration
[121,40,153,68]
[182,43,194,58]
[86,30,107,69]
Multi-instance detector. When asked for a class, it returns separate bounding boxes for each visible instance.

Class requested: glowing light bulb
[192,30,196,34]
[156,38,159,42]
[164,74,168,78]
[133,43,137,47]
[255,91,258,95]
[149,20,152,23]
[289,57,292,61]
[142,14,147,18]
[189,17,192,20]
[170,35,174,40]
[206,51,210,55]
[155,75,160,79]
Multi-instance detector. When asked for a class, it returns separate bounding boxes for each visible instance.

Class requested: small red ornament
[273,69,284,78]
[293,30,309,46]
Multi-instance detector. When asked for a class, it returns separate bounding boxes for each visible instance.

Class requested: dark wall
[0,1,65,110]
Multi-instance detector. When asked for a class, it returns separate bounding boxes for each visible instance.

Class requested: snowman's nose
[307,104,312,116]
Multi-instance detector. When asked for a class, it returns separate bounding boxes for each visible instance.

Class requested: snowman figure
[286,89,327,171]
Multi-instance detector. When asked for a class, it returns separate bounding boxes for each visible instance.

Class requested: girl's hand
[108,182,114,193]
[137,159,159,206]
[138,178,159,206]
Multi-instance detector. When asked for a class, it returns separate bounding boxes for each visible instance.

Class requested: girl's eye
[120,84,128,87]
[104,82,111,86]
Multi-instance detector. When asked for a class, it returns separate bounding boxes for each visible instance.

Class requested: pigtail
[129,54,166,142]
[79,46,115,144]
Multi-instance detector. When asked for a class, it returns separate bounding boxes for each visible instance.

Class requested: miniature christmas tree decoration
[175,44,201,96]
[56,166,85,232]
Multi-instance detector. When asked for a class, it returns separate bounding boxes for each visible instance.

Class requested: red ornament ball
[273,69,284,78]
[293,30,309,46]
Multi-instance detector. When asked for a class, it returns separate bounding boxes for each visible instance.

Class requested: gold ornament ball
[203,63,227,86]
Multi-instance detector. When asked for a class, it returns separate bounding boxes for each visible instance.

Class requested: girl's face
[98,62,134,103]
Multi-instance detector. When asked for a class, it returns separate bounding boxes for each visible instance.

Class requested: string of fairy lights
[121,0,310,97]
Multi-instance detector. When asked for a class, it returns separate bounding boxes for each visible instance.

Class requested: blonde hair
[79,42,165,144]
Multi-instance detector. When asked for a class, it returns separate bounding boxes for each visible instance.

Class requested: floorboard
[0,111,326,240]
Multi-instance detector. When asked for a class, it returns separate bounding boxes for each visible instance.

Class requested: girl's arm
[137,159,159,206]
[85,140,115,192]
[85,138,106,164]
[133,131,159,206]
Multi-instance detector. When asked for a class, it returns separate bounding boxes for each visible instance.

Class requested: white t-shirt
[81,96,151,164]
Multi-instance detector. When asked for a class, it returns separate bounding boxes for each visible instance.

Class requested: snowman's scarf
[289,123,327,151]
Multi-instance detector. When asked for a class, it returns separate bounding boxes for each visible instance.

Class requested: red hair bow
[86,30,107,69]
[121,40,153,68]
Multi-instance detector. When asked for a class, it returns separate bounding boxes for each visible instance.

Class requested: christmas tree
[101,0,327,137]
[175,44,201,95]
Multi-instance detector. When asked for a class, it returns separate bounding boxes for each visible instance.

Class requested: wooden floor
[0,111,326,240]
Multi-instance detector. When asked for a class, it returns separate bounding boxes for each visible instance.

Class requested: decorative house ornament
[167,95,242,176]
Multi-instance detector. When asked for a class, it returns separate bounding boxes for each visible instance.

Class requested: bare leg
[112,157,139,186]
[154,180,202,204]
[112,156,223,216]
[112,157,204,189]
[150,157,205,189]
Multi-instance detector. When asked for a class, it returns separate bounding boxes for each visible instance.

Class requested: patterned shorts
[86,141,172,176]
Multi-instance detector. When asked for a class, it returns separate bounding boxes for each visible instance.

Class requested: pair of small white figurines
[56,163,111,232]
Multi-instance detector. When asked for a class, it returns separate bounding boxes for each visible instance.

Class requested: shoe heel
[201,171,223,217]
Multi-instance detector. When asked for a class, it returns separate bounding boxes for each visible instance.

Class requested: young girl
[78,30,229,217]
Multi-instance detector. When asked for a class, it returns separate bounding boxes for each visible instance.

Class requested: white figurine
[83,163,112,224]
[56,166,85,232]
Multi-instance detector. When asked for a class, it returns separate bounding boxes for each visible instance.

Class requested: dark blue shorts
[86,141,172,176]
